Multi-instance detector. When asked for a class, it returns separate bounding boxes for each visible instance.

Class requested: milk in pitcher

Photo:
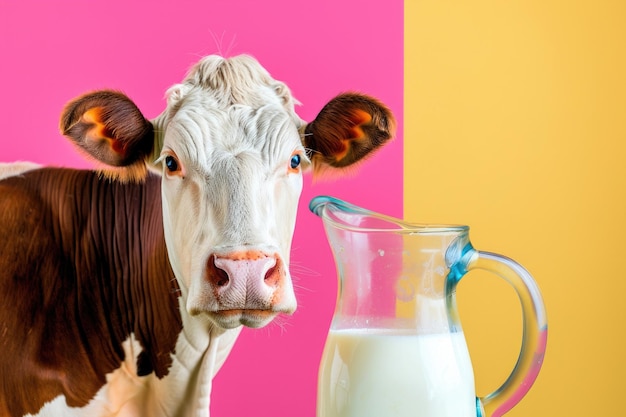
[317,329,476,417]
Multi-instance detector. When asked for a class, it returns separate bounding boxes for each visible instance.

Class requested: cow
[0,54,395,417]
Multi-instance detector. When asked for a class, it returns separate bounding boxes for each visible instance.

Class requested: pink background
[0,1,403,416]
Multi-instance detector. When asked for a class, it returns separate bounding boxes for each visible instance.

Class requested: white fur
[0,161,41,180]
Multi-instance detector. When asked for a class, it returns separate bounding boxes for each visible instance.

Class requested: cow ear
[60,90,155,182]
[301,93,396,178]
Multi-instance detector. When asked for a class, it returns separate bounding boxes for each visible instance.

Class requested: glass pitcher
[310,196,547,417]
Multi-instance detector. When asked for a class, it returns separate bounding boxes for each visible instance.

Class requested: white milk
[317,329,476,417]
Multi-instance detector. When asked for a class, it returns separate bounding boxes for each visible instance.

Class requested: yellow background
[405,1,625,416]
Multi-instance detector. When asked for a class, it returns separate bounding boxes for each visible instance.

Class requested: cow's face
[156,64,307,327]
[60,54,395,330]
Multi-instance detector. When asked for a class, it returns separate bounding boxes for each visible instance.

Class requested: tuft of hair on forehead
[180,55,300,117]
[185,55,272,89]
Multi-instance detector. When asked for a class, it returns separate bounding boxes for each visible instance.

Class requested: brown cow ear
[301,93,396,178]
[60,90,154,182]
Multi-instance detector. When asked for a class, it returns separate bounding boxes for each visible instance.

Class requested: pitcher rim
[309,195,469,234]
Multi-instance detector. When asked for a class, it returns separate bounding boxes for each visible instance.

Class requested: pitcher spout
[310,195,468,235]
[309,195,416,233]
[309,195,382,226]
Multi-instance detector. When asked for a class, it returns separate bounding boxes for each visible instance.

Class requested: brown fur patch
[0,168,182,416]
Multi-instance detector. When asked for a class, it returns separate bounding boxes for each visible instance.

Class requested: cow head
[59,55,395,330]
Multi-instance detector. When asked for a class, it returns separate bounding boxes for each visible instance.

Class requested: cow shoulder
[0,168,99,415]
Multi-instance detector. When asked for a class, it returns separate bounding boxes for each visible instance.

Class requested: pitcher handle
[468,251,548,417]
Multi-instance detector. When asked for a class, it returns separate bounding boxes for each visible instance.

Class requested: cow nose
[208,252,281,289]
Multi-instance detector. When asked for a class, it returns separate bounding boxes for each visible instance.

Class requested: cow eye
[290,154,301,170]
[165,155,179,172]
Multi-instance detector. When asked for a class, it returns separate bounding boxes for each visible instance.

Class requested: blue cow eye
[165,155,179,172]
[290,154,301,170]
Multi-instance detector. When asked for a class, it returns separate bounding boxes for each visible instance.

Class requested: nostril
[208,254,231,287]
[264,263,280,287]
[215,266,230,287]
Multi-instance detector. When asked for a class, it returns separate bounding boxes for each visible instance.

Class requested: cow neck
[85,169,182,377]
[41,168,184,378]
